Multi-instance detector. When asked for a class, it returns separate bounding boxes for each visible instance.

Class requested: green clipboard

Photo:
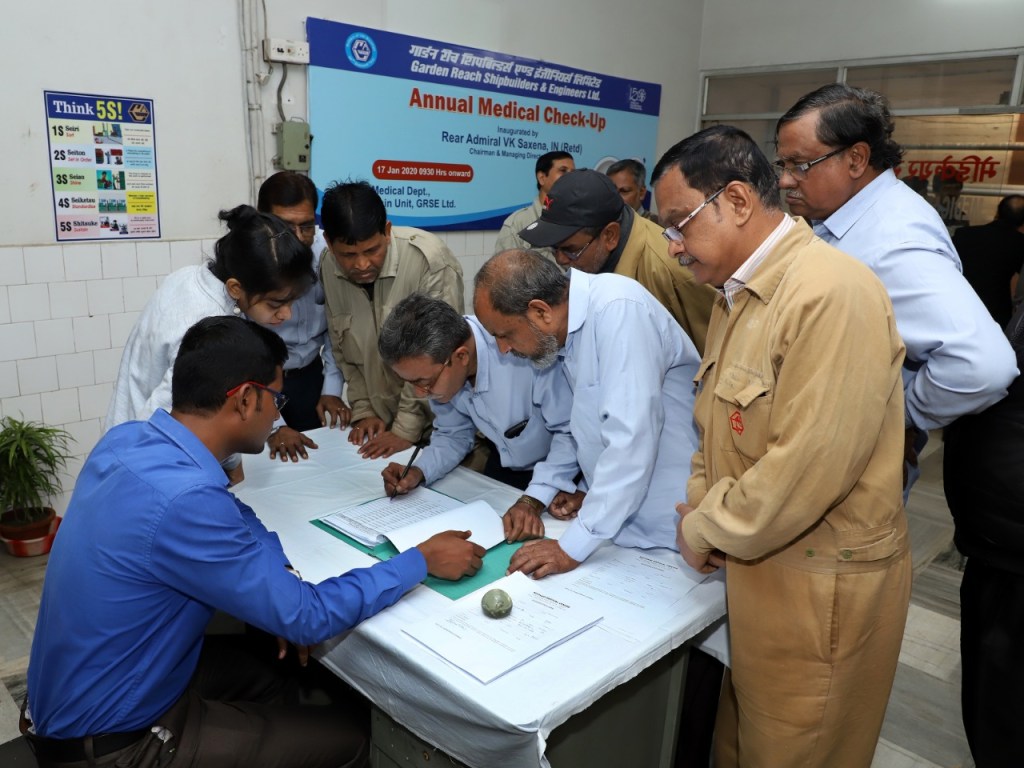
[310,519,524,600]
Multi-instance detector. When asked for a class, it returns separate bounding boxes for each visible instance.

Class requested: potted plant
[0,416,74,555]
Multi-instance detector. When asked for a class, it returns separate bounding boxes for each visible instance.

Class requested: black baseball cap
[519,170,625,247]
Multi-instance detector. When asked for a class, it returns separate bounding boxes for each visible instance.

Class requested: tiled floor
[0,436,971,766]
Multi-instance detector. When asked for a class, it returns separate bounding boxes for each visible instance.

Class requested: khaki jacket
[682,218,908,572]
[616,214,716,355]
[320,227,464,442]
[494,197,557,264]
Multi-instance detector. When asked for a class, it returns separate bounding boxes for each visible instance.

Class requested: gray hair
[474,250,568,316]
[606,158,647,187]
[378,293,470,366]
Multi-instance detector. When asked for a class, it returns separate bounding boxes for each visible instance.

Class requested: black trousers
[28,634,367,768]
[481,439,533,491]
[960,558,1024,768]
[281,358,326,432]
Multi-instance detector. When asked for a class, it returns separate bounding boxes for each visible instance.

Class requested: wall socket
[263,38,310,64]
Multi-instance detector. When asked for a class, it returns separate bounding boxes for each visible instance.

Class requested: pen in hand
[389,444,423,499]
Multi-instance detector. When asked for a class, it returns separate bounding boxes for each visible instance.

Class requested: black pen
[390,444,422,500]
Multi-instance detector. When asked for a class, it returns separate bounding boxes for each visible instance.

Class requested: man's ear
[847,142,872,180]
[228,384,254,422]
[721,182,755,227]
[601,221,621,250]
[526,299,555,330]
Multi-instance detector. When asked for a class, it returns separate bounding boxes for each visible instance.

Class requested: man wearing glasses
[25,316,483,768]
[256,171,351,462]
[377,294,578,543]
[518,169,715,354]
[473,249,701,579]
[775,84,1016,493]
[652,125,911,767]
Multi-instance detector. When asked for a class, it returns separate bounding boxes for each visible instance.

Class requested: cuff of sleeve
[557,517,603,562]
[390,546,429,587]
[524,483,558,507]
[351,402,376,422]
[390,422,424,443]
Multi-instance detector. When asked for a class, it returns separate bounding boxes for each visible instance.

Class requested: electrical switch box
[275,121,312,171]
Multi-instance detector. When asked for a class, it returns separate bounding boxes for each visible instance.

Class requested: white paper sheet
[403,573,604,684]
[319,487,505,551]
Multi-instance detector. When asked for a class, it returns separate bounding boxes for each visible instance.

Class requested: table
[233,427,727,768]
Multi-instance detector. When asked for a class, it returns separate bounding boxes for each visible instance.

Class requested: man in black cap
[519,169,714,353]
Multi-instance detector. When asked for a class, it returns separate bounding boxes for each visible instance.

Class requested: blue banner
[307,18,661,230]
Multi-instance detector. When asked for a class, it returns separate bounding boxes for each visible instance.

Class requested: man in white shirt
[378,294,577,542]
[473,249,700,578]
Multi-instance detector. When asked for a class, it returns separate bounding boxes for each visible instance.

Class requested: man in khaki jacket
[320,181,464,459]
[518,169,714,354]
[652,125,911,767]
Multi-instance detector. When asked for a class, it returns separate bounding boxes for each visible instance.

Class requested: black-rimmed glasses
[662,187,727,243]
[772,146,849,181]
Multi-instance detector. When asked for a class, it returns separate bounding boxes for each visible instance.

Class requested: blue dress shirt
[272,234,343,396]
[555,271,701,562]
[415,316,576,505]
[27,409,426,739]
[813,170,1017,431]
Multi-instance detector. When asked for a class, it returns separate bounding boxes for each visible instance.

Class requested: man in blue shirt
[257,171,351,462]
[473,250,701,579]
[377,294,577,542]
[26,316,483,767]
[775,84,1017,491]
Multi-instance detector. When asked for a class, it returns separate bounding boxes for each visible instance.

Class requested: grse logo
[345,32,378,69]
[629,86,647,112]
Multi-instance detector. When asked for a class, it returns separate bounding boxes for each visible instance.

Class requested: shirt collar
[815,169,899,240]
[149,409,231,487]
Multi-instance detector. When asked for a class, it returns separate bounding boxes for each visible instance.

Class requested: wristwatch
[515,495,544,514]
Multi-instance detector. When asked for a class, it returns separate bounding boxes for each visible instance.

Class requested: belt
[30,728,149,762]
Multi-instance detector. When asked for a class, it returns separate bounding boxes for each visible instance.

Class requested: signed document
[319,487,505,552]
[403,572,603,684]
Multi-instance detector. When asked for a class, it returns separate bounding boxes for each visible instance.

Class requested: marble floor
[0,435,971,766]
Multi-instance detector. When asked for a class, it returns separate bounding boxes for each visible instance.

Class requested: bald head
[473,249,568,317]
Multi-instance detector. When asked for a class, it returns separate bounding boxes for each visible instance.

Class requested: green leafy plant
[0,417,74,524]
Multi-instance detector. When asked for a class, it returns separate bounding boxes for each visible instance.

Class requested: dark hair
[320,181,387,244]
[606,158,646,187]
[475,250,568,315]
[776,84,903,171]
[378,294,471,366]
[208,204,315,297]
[996,195,1024,228]
[172,316,288,414]
[652,125,780,210]
[256,171,318,212]
[536,151,574,189]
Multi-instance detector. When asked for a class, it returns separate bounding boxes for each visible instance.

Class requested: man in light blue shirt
[26,316,482,766]
[474,250,701,578]
[775,84,1017,490]
[257,171,350,462]
[378,294,577,542]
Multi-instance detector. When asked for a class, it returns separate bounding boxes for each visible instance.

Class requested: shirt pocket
[713,366,773,465]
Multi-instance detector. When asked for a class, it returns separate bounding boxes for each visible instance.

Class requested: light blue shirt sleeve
[524,364,579,505]
[415,397,478,484]
[816,171,1017,431]
[558,294,674,562]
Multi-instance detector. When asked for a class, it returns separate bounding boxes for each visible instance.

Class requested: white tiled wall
[0,231,497,514]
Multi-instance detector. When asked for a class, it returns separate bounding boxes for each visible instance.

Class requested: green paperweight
[481,588,513,618]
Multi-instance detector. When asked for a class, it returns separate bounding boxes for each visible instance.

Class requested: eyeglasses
[291,223,316,236]
[662,187,727,243]
[772,146,849,181]
[408,356,452,395]
[554,235,598,262]
[225,381,288,412]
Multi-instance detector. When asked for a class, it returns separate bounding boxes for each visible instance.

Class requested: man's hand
[348,417,386,446]
[382,463,425,496]
[416,530,485,580]
[549,490,586,520]
[275,636,310,667]
[675,502,725,573]
[502,500,545,542]
[358,431,412,460]
[268,426,318,462]
[507,538,579,579]
[317,395,351,429]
